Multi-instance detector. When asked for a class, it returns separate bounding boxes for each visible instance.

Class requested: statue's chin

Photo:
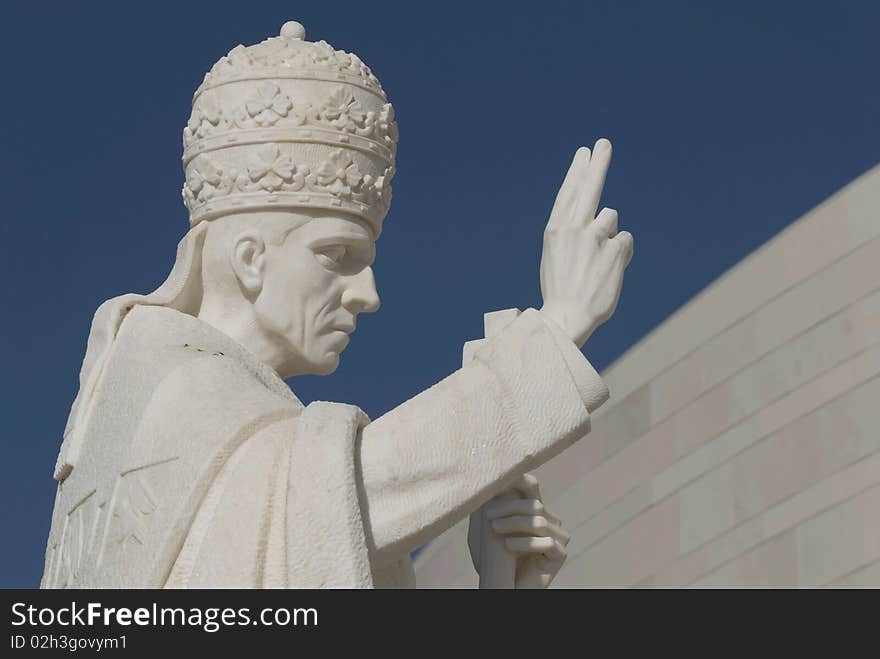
[313,352,341,376]
[281,351,340,379]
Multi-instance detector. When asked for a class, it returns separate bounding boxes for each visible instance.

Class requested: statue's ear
[230,230,266,296]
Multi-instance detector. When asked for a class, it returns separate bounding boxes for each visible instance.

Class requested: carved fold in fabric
[359,309,608,563]
[539,313,611,414]
[43,305,607,587]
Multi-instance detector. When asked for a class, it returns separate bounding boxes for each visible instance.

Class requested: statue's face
[254,213,380,378]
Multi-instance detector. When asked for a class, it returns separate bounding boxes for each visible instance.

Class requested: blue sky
[1,0,878,587]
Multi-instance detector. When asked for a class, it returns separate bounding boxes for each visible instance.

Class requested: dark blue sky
[1,1,878,587]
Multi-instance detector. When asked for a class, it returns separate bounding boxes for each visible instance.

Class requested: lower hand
[468,474,571,588]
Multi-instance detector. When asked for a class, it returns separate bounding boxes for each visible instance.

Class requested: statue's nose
[342,267,380,314]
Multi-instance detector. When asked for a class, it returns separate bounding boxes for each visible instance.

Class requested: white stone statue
[41,21,633,588]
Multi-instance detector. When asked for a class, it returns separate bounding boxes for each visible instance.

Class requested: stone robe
[41,304,608,588]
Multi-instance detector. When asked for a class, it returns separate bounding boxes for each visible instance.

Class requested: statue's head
[182,21,397,378]
[51,21,395,480]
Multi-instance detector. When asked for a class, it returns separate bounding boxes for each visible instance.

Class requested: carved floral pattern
[311,149,363,198]
[371,168,393,206]
[246,144,306,192]
[183,157,235,208]
[182,145,394,215]
[183,85,398,150]
[184,94,226,142]
[374,103,398,147]
[244,82,295,127]
[319,88,367,133]
[205,36,382,92]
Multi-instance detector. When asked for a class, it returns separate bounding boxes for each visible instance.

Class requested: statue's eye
[315,245,348,268]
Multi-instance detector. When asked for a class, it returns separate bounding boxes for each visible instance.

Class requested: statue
[41,21,633,588]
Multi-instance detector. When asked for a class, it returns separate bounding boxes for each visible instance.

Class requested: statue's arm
[361,138,632,569]
[358,308,609,564]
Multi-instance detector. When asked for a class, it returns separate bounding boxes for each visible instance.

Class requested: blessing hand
[539,138,634,348]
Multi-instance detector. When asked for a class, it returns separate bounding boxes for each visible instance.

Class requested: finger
[492,515,571,545]
[613,230,634,265]
[510,473,541,500]
[484,498,544,520]
[515,559,556,589]
[486,497,566,536]
[505,536,566,562]
[518,571,554,589]
[557,147,591,212]
[547,147,590,231]
[575,138,612,224]
[541,509,563,528]
[592,207,618,240]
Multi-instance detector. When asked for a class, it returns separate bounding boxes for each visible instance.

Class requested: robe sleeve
[358,308,609,564]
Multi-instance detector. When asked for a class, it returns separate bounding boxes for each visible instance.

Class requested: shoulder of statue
[119,304,302,410]
[303,400,370,425]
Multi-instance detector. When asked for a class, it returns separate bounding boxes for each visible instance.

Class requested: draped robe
[41,303,608,588]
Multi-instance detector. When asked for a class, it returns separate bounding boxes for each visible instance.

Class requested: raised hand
[539,139,633,348]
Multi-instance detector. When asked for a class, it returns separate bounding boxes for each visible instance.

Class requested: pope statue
[41,22,634,588]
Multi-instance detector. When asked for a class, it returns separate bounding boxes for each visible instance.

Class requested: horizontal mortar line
[684,464,880,587]
[596,232,880,420]
[554,292,880,537]
[824,557,880,588]
[561,366,880,571]
[647,278,880,428]
[564,357,880,569]
[553,278,880,510]
[627,254,880,435]
[647,328,880,505]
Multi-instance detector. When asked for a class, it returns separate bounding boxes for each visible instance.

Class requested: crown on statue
[181,21,398,237]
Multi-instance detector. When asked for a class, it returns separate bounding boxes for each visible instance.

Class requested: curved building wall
[414,164,880,587]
